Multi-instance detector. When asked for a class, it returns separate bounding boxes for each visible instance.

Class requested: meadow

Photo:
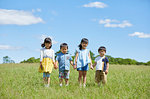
[0,63,149,99]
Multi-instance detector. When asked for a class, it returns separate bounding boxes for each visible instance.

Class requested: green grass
[0,63,150,99]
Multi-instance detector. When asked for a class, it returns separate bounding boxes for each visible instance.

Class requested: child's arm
[54,61,58,69]
[88,52,93,70]
[55,54,59,69]
[70,61,74,66]
[74,52,79,69]
[92,62,97,68]
[40,62,43,70]
[105,63,109,74]
[52,50,55,65]
[40,49,43,70]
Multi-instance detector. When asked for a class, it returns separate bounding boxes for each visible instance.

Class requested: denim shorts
[77,64,89,71]
[43,72,50,78]
[59,70,70,79]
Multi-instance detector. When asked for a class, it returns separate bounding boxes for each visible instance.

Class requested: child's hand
[54,65,58,69]
[90,65,94,70]
[105,70,108,75]
[73,64,77,69]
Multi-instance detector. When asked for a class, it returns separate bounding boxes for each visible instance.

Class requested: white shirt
[95,56,105,70]
[40,48,55,62]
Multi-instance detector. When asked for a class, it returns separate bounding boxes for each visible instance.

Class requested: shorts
[77,64,89,71]
[43,72,50,78]
[95,70,107,84]
[59,70,70,79]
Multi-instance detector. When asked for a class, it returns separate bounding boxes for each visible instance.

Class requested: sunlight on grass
[0,63,150,98]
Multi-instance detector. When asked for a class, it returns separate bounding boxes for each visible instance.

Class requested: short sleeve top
[76,48,91,68]
[56,52,72,71]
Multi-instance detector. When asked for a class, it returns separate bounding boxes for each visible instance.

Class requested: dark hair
[60,43,68,49]
[98,46,106,53]
[41,37,52,49]
[78,38,89,50]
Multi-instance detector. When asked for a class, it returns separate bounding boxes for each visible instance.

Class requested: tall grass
[0,63,150,99]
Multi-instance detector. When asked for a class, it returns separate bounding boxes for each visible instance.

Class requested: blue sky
[0,0,150,63]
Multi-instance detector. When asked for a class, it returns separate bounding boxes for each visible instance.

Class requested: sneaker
[60,83,62,87]
[65,84,69,86]
[45,84,49,87]
[79,84,82,88]
[47,84,50,87]
[83,84,86,88]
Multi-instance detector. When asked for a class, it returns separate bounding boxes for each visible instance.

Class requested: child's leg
[64,70,69,86]
[102,73,107,85]
[43,72,47,84]
[46,73,50,86]
[43,77,47,84]
[95,71,101,86]
[65,79,69,86]
[59,78,63,84]
[78,71,83,86]
[83,71,87,85]
[59,71,64,86]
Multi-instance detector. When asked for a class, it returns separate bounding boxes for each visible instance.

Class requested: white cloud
[0,45,23,50]
[83,2,107,8]
[129,32,150,38]
[40,34,58,44]
[0,9,44,25]
[99,19,132,28]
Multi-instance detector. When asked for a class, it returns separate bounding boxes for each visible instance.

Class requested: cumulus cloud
[129,32,150,38]
[40,34,58,44]
[0,9,44,25]
[99,19,132,28]
[83,2,107,8]
[0,45,23,50]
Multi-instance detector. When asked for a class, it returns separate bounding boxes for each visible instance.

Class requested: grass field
[0,63,150,99]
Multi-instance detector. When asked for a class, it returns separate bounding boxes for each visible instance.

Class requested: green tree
[146,61,150,66]
[3,56,15,63]
[20,57,40,63]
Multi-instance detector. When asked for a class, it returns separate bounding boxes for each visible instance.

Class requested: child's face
[81,42,88,49]
[60,46,68,54]
[45,42,51,49]
[99,50,106,57]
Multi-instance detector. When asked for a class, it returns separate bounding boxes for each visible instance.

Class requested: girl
[39,37,55,87]
[74,38,93,87]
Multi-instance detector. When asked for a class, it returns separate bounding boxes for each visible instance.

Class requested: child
[39,37,55,87]
[55,43,74,87]
[93,46,109,86]
[74,38,93,87]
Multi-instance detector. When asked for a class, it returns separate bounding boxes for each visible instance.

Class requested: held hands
[54,64,58,69]
[90,63,94,70]
[73,64,77,69]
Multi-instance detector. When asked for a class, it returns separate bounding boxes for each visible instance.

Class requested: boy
[93,46,109,86]
[55,43,73,86]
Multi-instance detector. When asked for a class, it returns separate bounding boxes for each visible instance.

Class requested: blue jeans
[43,72,50,78]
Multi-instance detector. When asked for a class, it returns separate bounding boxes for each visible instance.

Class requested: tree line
[19,51,150,66]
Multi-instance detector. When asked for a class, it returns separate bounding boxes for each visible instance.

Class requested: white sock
[83,84,86,88]
[60,83,62,87]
